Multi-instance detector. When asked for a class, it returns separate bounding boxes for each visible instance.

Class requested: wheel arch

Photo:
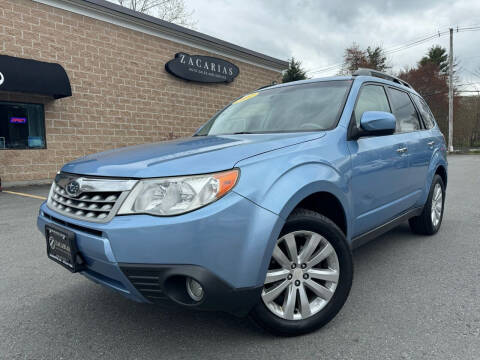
[293,192,348,238]
[417,152,448,206]
[435,164,447,188]
[252,162,352,242]
[274,178,351,242]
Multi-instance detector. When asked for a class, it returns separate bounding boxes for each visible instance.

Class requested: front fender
[234,161,352,240]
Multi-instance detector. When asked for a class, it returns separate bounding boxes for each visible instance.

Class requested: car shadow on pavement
[24,274,272,342]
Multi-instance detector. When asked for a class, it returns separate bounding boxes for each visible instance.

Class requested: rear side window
[388,88,421,133]
[412,94,436,129]
[354,85,391,127]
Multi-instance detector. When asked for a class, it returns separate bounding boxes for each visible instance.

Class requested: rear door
[386,87,425,203]
[348,84,412,237]
[410,94,438,189]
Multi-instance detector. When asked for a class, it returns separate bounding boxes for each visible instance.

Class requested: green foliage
[420,45,449,74]
[282,57,308,83]
[365,46,389,72]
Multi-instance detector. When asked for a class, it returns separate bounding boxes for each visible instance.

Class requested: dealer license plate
[45,225,81,272]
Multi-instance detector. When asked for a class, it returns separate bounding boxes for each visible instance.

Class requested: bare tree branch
[110,0,196,28]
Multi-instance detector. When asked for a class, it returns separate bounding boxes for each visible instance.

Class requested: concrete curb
[1,178,51,190]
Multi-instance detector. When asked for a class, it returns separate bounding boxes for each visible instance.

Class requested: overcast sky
[182,0,480,92]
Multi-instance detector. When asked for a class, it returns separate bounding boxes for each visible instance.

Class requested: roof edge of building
[33,0,289,72]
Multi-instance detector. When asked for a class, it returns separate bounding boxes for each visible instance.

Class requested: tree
[113,0,195,27]
[365,46,389,72]
[420,45,448,74]
[399,63,448,135]
[282,58,308,83]
[398,46,480,148]
[341,43,368,75]
[340,43,390,74]
[398,51,460,146]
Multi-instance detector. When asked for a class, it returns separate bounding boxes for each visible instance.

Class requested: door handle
[396,147,408,154]
[427,141,435,147]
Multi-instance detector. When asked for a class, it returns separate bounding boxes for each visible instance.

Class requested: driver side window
[354,85,391,128]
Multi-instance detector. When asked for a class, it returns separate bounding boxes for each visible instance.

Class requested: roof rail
[255,81,279,91]
[256,84,274,90]
[353,68,412,89]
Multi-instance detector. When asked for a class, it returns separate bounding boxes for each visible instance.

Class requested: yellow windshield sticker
[233,92,259,104]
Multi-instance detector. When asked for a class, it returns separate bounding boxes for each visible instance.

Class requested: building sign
[165,53,239,83]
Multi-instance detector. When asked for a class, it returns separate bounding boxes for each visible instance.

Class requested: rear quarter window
[412,94,436,129]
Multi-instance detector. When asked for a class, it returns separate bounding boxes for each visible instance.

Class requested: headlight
[118,169,239,216]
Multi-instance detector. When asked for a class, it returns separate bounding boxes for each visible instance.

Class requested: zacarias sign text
[165,53,239,83]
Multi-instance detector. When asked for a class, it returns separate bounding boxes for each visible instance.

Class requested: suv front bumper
[37,191,283,315]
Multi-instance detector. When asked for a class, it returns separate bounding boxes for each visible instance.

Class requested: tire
[249,208,353,336]
[409,174,445,235]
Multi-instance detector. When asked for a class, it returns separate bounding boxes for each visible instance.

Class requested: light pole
[448,27,454,152]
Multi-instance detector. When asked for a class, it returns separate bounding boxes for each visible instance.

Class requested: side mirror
[358,111,396,137]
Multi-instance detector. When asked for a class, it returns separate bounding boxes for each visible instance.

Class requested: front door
[348,84,413,237]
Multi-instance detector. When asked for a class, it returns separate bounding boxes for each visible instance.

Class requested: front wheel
[249,208,353,336]
[409,174,445,235]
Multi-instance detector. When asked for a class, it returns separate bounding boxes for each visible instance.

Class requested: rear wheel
[409,174,445,235]
[250,208,353,336]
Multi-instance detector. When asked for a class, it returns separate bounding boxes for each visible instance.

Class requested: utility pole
[448,27,454,152]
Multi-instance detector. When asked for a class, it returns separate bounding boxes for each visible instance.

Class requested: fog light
[186,277,204,302]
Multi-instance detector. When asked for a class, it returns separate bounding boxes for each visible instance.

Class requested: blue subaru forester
[38,69,447,336]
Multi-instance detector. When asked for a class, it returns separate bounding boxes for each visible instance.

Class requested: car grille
[47,173,137,223]
[50,186,121,221]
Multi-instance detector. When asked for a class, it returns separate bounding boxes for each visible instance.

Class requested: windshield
[196,80,352,136]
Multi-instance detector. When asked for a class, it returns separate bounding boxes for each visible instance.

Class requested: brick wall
[0,0,282,183]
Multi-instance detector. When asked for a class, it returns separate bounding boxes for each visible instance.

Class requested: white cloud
[183,0,480,90]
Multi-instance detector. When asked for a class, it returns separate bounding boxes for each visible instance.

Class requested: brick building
[0,0,287,185]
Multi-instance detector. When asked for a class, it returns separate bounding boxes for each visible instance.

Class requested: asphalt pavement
[1,155,479,359]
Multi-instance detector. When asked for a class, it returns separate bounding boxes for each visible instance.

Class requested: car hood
[61,132,325,178]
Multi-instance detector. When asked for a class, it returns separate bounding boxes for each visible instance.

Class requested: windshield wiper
[195,131,258,136]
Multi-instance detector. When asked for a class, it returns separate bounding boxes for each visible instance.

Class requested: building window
[0,101,46,149]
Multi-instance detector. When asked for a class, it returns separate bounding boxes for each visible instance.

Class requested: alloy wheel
[431,183,443,227]
[261,230,340,321]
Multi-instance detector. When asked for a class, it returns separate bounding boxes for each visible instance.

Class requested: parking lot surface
[1,155,479,360]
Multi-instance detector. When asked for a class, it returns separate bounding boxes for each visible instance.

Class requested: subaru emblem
[65,180,81,197]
